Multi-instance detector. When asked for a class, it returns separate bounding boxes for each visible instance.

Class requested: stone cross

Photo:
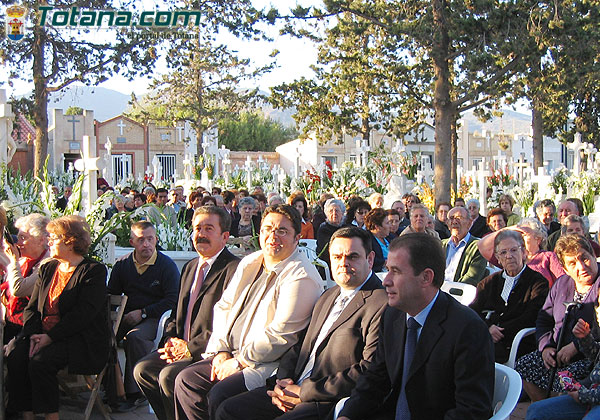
[104,137,114,186]
[67,115,80,141]
[514,155,529,187]
[117,119,126,136]
[567,133,585,175]
[532,164,552,200]
[182,153,192,181]
[0,89,15,171]
[74,135,103,213]
[152,155,160,181]
[120,153,128,183]
[477,159,492,215]
[244,156,253,189]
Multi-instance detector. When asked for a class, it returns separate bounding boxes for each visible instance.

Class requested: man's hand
[573,319,591,339]
[542,347,557,369]
[29,334,52,358]
[210,352,233,381]
[158,337,189,363]
[122,309,143,327]
[488,325,505,343]
[568,390,581,403]
[556,342,578,367]
[214,358,243,381]
[267,378,302,412]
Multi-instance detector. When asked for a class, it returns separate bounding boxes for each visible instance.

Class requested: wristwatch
[141,309,147,319]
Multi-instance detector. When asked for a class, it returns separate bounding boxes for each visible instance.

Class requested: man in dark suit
[214,226,388,420]
[467,198,490,238]
[134,207,240,420]
[338,233,495,420]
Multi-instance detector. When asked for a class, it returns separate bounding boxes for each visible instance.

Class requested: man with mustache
[173,204,323,420]
[133,208,240,420]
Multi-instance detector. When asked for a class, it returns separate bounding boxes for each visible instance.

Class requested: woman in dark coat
[6,215,109,420]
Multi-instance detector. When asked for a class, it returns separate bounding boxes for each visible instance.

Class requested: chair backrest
[108,294,128,336]
[489,363,522,420]
[153,309,172,350]
[299,239,318,254]
[440,281,477,305]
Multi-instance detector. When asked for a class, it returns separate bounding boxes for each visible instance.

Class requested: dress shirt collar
[338,271,372,301]
[450,232,471,249]
[408,290,440,340]
[199,247,225,273]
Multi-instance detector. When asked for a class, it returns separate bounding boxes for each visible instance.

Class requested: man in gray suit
[215,226,388,420]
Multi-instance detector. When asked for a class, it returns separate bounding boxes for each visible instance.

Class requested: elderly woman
[230,196,260,238]
[6,215,109,420]
[288,192,314,239]
[365,208,391,272]
[477,218,565,287]
[316,198,345,267]
[547,214,600,257]
[487,207,508,233]
[515,235,600,402]
[344,199,371,229]
[469,230,549,363]
[499,194,521,226]
[1,214,50,342]
[400,203,440,239]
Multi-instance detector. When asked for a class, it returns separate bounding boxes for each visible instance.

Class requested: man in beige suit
[173,204,323,420]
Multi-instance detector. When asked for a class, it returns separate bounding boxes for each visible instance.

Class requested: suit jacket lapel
[180,258,199,312]
[391,310,407,386]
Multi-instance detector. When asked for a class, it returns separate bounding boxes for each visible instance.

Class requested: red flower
[325,160,332,170]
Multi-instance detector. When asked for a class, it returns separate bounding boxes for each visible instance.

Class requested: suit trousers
[134,350,193,420]
[173,357,247,420]
[119,317,159,394]
[215,385,334,420]
[6,336,69,414]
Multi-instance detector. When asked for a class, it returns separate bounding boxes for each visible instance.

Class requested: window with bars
[156,154,176,181]
[112,154,132,183]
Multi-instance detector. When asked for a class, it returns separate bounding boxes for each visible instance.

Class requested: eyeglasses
[260,227,290,237]
[496,246,522,258]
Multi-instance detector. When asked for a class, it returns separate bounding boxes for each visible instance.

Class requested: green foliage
[65,106,84,115]
[218,111,298,151]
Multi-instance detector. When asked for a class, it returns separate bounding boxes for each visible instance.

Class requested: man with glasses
[172,205,323,420]
[442,207,487,285]
[469,230,548,362]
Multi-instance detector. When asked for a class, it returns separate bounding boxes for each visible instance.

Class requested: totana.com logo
[6,4,27,41]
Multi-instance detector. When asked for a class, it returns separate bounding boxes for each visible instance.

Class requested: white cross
[117,119,126,136]
[176,125,184,142]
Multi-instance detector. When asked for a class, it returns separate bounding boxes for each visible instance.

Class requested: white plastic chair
[333,397,349,419]
[153,309,172,351]
[490,363,522,420]
[440,281,477,305]
[299,239,318,254]
[505,327,536,369]
[334,364,521,420]
[313,258,334,289]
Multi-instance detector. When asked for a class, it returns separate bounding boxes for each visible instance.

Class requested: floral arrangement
[549,166,569,195]
[487,167,516,188]
[571,170,600,215]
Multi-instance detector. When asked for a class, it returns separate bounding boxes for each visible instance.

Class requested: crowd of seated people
[4,184,600,420]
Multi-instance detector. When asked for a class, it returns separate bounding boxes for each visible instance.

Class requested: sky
[2,0,322,98]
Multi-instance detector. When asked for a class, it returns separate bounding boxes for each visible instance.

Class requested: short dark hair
[389,233,445,287]
[189,191,202,203]
[329,226,373,255]
[555,234,595,267]
[387,209,401,217]
[487,207,508,224]
[252,193,267,204]
[131,220,156,234]
[222,190,235,204]
[134,193,146,203]
[365,208,387,231]
[192,206,232,233]
[435,202,451,212]
[212,187,222,195]
[200,196,217,206]
[262,204,302,236]
[156,188,168,195]
[539,199,556,213]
